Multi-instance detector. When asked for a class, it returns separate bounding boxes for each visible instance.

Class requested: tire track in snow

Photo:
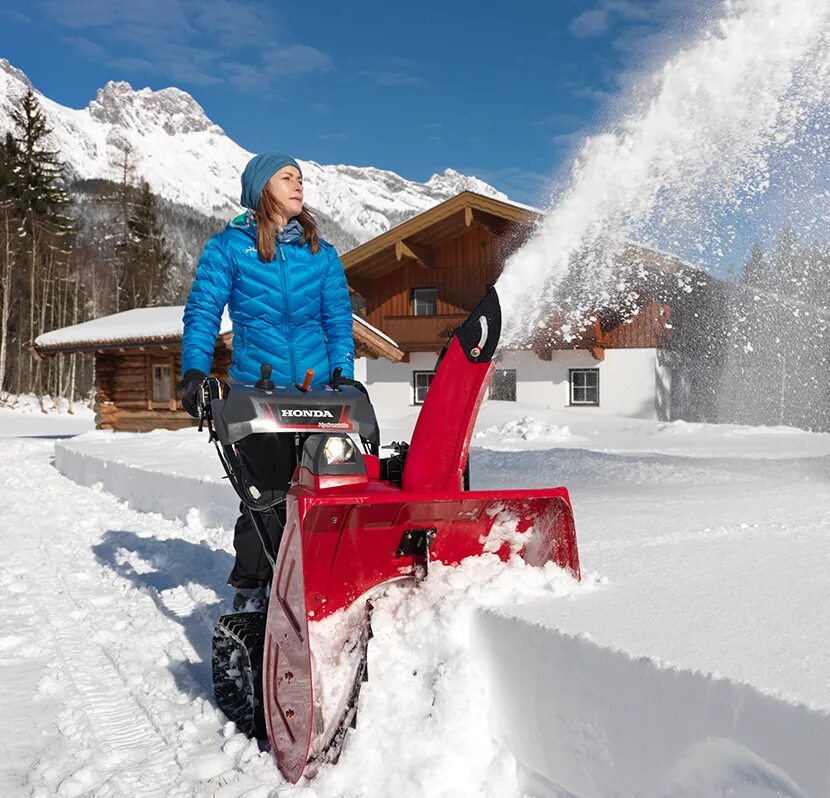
[0,439,284,796]
[0,441,197,795]
[37,562,184,796]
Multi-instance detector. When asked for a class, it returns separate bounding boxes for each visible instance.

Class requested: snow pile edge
[54,440,237,529]
[474,610,830,797]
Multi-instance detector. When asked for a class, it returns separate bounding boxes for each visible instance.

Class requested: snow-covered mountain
[0,59,508,244]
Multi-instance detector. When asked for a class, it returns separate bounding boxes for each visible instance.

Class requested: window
[152,363,172,402]
[569,368,599,406]
[413,371,435,404]
[412,287,437,316]
[489,369,517,401]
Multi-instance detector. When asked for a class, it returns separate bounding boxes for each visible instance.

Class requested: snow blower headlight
[322,435,356,466]
[301,433,366,476]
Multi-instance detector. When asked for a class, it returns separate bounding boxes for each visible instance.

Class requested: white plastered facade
[359,347,672,421]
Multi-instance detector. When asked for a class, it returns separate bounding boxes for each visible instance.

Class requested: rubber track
[212,612,267,739]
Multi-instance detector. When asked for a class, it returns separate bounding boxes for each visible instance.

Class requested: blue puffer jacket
[182,214,354,386]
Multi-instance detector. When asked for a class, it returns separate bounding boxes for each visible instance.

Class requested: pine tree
[121,181,172,307]
[8,90,69,222]
[770,226,798,298]
[3,89,74,398]
[798,240,830,310]
[0,133,16,201]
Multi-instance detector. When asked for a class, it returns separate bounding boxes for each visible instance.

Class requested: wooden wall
[532,302,673,362]
[364,226,497,320]
[94,340,232,432]
[599,302,672,349]
[362,224,519,351]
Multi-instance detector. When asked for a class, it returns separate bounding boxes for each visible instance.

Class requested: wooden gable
[342,192,538,352]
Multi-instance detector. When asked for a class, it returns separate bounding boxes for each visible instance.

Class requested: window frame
[569,368,600,406]
[413,370,436,405]
[411,287,438,317]
[489,368,517,402]
[152,362,172,403]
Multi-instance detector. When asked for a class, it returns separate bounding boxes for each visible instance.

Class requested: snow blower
[201,286,580,783]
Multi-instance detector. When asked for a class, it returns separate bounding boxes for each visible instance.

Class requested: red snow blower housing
[203,287,580,783]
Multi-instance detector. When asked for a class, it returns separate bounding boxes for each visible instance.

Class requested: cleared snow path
[0,439,279,796]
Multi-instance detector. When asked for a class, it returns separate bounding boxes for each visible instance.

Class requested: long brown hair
[255,188,320,261]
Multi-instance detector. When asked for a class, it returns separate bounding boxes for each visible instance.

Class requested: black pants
[228,433,297,589]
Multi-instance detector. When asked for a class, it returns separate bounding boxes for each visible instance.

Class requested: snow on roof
[353,314,399,347]
[500,196,543,215]
[34,306,232,350]
[34,306,400,356]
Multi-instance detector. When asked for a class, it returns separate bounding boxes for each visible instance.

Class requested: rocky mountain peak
[88,80,218,135]
[425,168,508,201]
[0,58,31,88]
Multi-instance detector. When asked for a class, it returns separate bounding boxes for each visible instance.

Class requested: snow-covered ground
[0,395,95,439]
[1,400,829,796]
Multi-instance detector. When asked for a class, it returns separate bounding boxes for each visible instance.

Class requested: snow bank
[475,415,582,449]
[55,430,236,529]
[0,394,95,438]
[475,612,830,797]
[311,556,590,797]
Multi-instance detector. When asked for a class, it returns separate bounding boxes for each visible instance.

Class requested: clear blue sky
[0,0,694,205]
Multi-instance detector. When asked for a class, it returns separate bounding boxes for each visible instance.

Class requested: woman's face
[266,166,304,220]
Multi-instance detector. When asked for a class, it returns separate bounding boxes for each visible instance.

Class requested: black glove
[339,376,369,397]
[180,369,207,418]
[331,369,368,397]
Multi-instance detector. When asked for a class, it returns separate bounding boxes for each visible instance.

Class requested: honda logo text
[279,408,335,419]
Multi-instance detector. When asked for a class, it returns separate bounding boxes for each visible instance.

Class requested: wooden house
[33,307,403,432]
[342,191,683,420]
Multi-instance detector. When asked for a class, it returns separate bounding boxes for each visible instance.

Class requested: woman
[180,152,355,610]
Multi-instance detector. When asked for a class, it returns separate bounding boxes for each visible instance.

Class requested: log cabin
[33,307,403,432]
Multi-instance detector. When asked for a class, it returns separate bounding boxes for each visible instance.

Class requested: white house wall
[526,348,668,419]
[509,348,668,419]
[358,348,670,421]
[358,353,438,418]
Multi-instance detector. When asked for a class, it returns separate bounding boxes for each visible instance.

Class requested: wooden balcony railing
[381,314,467,351]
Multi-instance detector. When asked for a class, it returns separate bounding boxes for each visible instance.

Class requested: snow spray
[497,0,830,355]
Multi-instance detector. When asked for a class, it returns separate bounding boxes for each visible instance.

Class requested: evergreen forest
[0,90,220,406]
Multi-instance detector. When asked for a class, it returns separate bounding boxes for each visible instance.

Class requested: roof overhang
[341,191,539,285]
[352,316,404,361]
[33,335,194,358]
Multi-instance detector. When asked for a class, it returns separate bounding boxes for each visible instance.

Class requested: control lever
[331,366,343,390]
[256,363,275,391]
[297,368,314,392]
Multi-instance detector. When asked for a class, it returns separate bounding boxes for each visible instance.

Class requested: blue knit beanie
[240,152,302,210]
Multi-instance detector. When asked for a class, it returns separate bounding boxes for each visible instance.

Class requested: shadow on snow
[93,529,234,701]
